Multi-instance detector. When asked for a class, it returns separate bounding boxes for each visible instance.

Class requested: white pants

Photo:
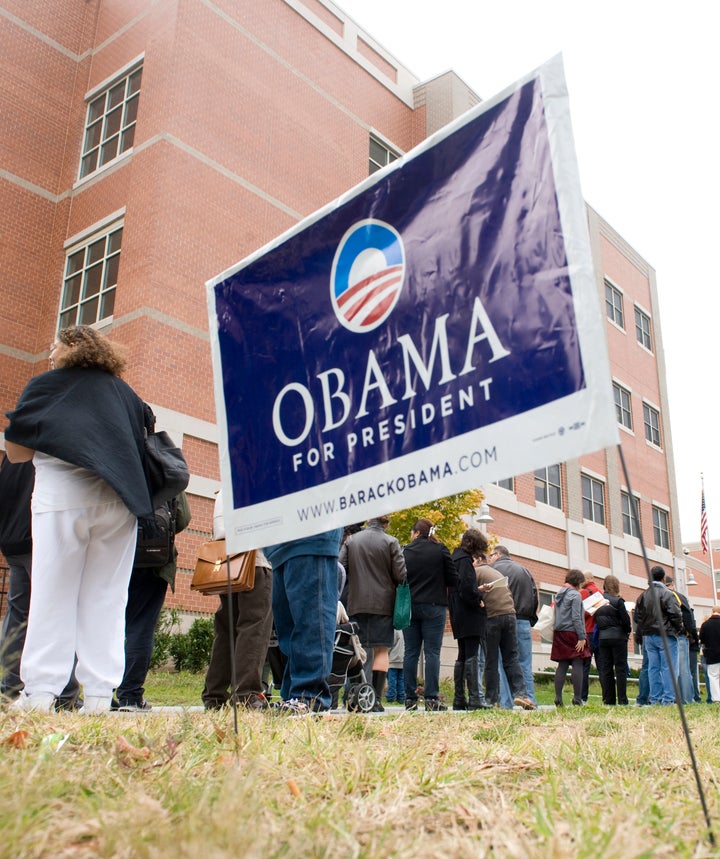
[21,499,137,699]
[707,662,720,703]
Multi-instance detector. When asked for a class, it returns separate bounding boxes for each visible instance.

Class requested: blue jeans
[637,648,650,704]
[476,638,488,702]
[272,554,337,710]
[499,618,535,708]
[701,655,713,703]
[116,566,168,705]
[403,604,447,700]
[676,636,693,704]
[386,668,405,702]
[644,634,679,705]
[689,650,701,703]
[484,613,527,705]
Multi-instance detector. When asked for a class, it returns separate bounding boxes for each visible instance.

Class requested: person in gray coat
[339,515,407,711]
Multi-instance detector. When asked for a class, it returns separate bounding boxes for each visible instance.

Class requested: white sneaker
[79,695,111,714]
[10,692,55,713]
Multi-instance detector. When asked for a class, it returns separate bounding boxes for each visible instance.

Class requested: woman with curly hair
[4,325,153,713]
[448,528,492,710]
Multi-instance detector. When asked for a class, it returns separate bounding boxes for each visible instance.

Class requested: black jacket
[403,536,456,606]
[699,615,720,664]
[491,555,538,623]
[448,547,485,639]
[594,592,631,643]
[634,583,683,638]
[4,367,152,518]
[673,589,699,646]
[0,455,33,555]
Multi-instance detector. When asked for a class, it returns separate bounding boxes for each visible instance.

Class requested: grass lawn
[1,671,719,857]
[142,669,620,709]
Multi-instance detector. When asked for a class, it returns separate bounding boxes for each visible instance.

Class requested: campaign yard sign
[207,55,618,552]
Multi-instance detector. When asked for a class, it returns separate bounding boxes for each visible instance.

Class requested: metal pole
[702,474,718,606]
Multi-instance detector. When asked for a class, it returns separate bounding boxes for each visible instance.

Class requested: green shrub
[168,617,214,673]
[150,607,181,669]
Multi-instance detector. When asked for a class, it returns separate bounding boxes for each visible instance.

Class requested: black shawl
[4,367,153,518]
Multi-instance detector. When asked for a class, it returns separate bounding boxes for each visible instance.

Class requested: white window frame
[634,305,653,351]
[59,218,124,329]
[613,381,633,431]
[494,477,515,492]
[78,60,143,181]
[643,401,662,448]
[621,490,640,538]
[581,474,605,525]
[605,278,625,330]
[534,464,562,509]
[652,505,670,549]
[369,132,399,175]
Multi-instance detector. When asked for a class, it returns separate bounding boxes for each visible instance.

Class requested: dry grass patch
[0,705,719,857]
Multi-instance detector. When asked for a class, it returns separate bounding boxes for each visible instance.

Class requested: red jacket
[580,580,602,634]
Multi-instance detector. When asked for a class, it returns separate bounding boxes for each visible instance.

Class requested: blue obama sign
[207,56,618,552]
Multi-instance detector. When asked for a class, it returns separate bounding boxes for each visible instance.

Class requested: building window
[605,280,624,328]
[635,306,652,351]
[79,65,143,179]
[494,478,514,491]
[538,590,554,610]
[581,475,605,525]
[613,382,633,430]
[535,464,562,508]
[643,403,661,447]
[652,506,670,549]
[369,135,399,174]
[59,224,123,328]
[621,491,640,537]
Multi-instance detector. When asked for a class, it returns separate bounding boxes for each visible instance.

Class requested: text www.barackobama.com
[295,447,496,522]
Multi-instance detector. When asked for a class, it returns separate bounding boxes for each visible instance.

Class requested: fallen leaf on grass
[2,729,30,749]
[115,735,151,762]
[288,779,301,797]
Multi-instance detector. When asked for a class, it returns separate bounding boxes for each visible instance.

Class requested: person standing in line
[385,630,405,704]
[551,568,589,706]
[580,571,602,703]
[665,576,698,705]
[699,606,720,702]
[490,545,538,709]
[448,528,492,710]
[475,554,536,710]
[0,455,80,708]
[265,527,343,714]
[593,575,631,705]
[113,486,191,711]
[202,489,273,711]
[689,626,703,703]
[340,515,407,713]
[633,565,683,705]
[4,325,153,713]
[633,608,650,706]
[402,518,456,712]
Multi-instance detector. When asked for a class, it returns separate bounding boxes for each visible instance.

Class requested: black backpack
[134,498,177,569]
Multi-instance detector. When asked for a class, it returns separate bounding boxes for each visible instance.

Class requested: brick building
[0,0,697,652]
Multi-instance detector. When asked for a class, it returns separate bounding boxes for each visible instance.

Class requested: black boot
[371,670,386,712]
[453,661,467,710]
[465,656,492,710]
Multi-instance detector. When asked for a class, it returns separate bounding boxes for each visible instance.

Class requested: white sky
[338,0,719,544]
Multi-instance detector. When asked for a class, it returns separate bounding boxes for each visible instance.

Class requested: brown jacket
[475,564,516,618]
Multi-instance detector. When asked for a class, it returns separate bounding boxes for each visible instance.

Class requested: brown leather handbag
[191,540,256,594]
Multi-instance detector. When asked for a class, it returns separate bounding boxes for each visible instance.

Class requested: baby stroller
[328,620,376,713]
